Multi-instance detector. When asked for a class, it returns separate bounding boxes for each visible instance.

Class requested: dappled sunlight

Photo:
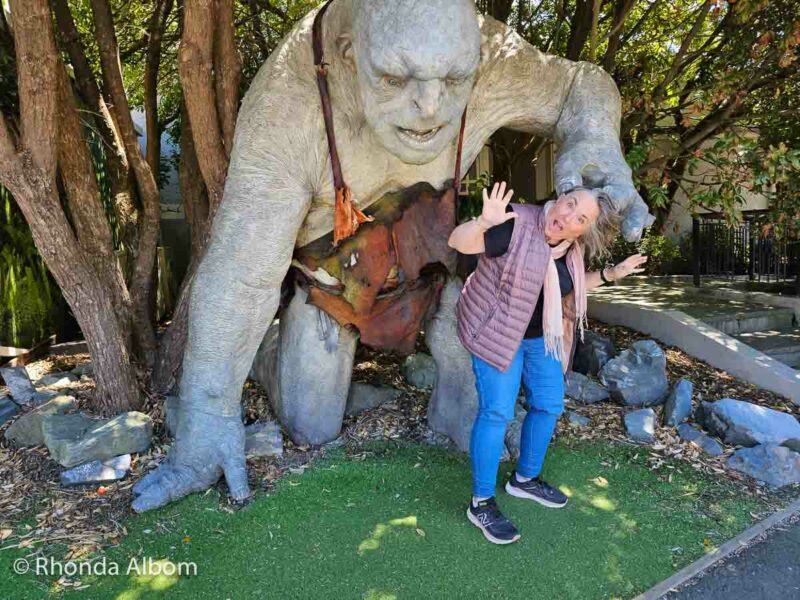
[113,559,187,600]
[558,484,573,497]
[590,495,617,512]
[357,515,418,555]
[362,590,398,600]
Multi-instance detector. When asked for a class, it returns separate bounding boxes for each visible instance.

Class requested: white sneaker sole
[466,508,520,545]
[505,481,568,508]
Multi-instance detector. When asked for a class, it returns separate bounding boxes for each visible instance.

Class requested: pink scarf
[542,201,587,373]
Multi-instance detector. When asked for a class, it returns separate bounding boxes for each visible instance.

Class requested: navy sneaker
[505,471,568,508]
[466,497,521,545]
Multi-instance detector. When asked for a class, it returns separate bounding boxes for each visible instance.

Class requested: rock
[60,454,131,486]
[572,331,616,375]
[664,379,693,426]
[70,363,93,378]
[625,408,656,442]
[599,343,669,407]
[0,366,35,404]
[164,395,179,437]
[345,383,401,416]
[727,444,800,488]
[567,411,590,427]
[4,396,77,447]
[402,353,437,389]
[783,439,800,453]
[37,372,79,389]
[701,399,800,447]
[505,405,527,459]
[30,390,59,406]
[676,423,723,456]
[565,372,609,404]
[244,421,283,457]
[43,411,152,468]
[0,393,19,426]
[630,340,667,370]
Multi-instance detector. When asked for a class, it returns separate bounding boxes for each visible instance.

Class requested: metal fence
[693,212,800,284]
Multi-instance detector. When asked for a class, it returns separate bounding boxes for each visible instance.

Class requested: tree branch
[145,0,175,176]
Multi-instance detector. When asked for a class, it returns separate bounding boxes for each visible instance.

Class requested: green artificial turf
[1,439,765,600]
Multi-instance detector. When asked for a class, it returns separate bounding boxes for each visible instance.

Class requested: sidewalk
[663,518,800,600]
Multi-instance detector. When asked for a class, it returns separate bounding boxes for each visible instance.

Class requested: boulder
[30,390,59,406]
[0,393,19,426]
[401,353,437,389]
[60,454,131,486]
[244,421,283,457]
[70,363,94,378]
[566,411,590,427]
[599,341,669,407]
[664,379,693,426]
[0,366,35,404]
[701,399,800,447]
[565,372,609,404]
[504,405,527,460]
[345,383,401,416]
[4,396,77,447]
[727,444,800,488]
[36,372,78,389]
[676,423,724,456]
[572,331,616,375]
[625,408,656,442]
[43,411,152,468]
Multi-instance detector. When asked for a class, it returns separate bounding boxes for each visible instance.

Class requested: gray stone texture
[505,404,527,459]
[60,454,131,486]
[70,363,94,378]
[599,340,669,407]
[727,444,800,488]
[30,390,59,406]
[567,411,590,427]
[701,399,800,447]
[625,408,656,442]
[425,280,480,452]
[565,372,610,404]
[0,366,35,404]
[345,383,401,416]
[44,411,152,468]
[244,421,283,457]
[572,331,616,375]
[664,379,693,426]
[677,423,724,456]
[402,353,437,389]
[4,395,77,447]
[36,372,78,389]
[0,393,19,426]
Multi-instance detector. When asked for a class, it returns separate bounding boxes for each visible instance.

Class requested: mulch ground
[1,320,798,569]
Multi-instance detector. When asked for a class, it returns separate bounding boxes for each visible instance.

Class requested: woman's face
[544,189,600,243]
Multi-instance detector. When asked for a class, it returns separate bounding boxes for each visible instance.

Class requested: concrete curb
[632,498,800,600]
[587,299,800,405]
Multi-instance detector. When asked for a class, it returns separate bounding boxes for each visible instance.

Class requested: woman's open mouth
[552,218,563,232]
[397,126,442,145]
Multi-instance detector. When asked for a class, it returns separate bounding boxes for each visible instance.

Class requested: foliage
[595,230,691,276]
[0,189,63,348]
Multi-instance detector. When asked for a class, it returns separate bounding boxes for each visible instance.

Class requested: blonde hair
[563,186,622,261]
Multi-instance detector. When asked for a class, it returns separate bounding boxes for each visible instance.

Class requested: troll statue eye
[383,75,405,88]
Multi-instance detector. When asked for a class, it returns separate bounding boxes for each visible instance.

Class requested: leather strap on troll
[313,0,373,247]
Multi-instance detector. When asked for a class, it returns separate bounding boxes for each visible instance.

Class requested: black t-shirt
[483,205,573,339]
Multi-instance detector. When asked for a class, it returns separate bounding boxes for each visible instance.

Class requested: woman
[448,181,647,545]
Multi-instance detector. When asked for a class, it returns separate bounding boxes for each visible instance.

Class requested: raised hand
[609,253,648,280]
[477,181,517,229]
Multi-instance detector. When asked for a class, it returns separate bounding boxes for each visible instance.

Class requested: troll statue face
[350,0,481,165]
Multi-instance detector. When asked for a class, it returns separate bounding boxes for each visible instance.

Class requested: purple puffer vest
[456,203,578,374]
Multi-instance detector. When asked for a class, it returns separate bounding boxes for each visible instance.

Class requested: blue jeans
[469,336,565,498]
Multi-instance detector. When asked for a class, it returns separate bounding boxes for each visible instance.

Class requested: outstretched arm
[473,15,653,241]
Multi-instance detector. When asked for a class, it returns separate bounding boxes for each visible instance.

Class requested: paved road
[664,519,800,600]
